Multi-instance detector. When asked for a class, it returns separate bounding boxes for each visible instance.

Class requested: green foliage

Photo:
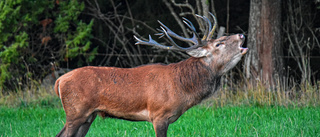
[54,0,96,65]
[65,20,96,63]
[0,64,10,89]
[0,0,28,90]
[0,0,95,91]
[54,1,85,33]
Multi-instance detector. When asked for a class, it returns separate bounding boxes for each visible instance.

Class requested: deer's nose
[239,34,245,39]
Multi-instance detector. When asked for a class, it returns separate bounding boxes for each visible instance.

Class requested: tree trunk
[201,0,209,17]
[244,0,283,88]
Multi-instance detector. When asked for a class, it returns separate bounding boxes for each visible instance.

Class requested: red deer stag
[55,13,248,137]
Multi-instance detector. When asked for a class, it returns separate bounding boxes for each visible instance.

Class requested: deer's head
[134,13,248,74]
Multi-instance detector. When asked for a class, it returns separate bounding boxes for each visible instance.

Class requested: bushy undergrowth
[0,85,61,108]
[207,82,320,108]
[0,81,319,108]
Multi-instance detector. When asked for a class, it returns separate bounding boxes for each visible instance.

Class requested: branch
[162,0,190,38]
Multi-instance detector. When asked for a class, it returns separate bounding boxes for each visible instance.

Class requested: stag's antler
[134,13,217,51]
[198,12,217,41]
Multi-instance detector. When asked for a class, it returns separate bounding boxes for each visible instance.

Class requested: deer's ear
[186,47,210,58]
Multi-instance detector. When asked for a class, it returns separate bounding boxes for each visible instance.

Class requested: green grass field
[1,105,320,137]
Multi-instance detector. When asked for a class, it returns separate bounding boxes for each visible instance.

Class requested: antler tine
[157,21,199,44]
[207,12,218,40]
[196,14,212,41]
[157,21,201,50]
[182,17,200,39]
[196,13,218,40]
[154,29,166,39]
[203,16,212,41]
[135,14,217,51]
[134,35,176,50]
[159,26,190,51]
[195,14,208,41]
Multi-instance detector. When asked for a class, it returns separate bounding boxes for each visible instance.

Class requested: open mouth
[240,47,248,55]
[239,35,248,55]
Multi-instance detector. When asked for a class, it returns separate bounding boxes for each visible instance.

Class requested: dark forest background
[0,0,320,92]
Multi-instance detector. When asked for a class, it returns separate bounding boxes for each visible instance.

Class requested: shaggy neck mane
[170,57,222,101]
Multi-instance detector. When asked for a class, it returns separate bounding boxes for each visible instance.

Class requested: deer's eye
[216,43,224,47]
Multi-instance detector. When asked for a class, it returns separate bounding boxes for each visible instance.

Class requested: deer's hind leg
[56,124,67,137]
[74,112,97,137]
[57,100,97,137]
[57,112,96,137]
